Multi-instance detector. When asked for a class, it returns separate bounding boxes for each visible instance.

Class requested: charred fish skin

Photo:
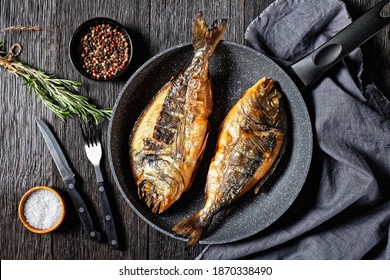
[129,12,227,214]
[172,78,287,247]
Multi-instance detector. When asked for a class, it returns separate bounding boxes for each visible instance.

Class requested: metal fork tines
[81,124,119,249]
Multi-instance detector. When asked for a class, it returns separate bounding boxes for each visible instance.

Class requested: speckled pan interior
[108,41,313,245]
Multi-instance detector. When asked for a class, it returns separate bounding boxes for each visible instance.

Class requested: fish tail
[172,209,211,248]
[192,11,227,56]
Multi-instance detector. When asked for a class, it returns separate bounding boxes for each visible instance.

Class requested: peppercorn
[79,23,130,80]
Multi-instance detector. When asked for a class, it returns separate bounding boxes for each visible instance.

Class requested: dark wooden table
[1,0,388,260]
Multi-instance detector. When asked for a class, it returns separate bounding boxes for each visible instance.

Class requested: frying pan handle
[291,0,390,88]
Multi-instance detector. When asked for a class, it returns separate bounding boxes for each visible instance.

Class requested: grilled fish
[129,12,227,214]
[172,77,287,247]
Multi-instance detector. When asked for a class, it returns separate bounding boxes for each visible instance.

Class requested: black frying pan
[108,1,389,245]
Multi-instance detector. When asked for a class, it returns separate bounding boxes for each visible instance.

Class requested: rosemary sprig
[0,39,112,123]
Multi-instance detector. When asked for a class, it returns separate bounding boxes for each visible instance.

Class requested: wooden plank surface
[0,0,388,260]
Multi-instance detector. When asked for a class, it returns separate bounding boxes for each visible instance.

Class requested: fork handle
[97,180,119,249]
[64,178,101,242]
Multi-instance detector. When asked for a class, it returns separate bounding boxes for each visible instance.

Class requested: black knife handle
[291,0,390,88]
[64,178,101,242]
[97,180,119,249]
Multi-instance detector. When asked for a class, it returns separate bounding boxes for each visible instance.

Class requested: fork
[81,124,119,249]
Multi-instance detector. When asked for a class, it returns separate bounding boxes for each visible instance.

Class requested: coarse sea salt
[24,189,62,230]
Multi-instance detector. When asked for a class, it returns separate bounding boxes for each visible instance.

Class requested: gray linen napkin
[197,0,390,259]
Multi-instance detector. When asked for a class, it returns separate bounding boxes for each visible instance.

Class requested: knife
[36,118,101,242]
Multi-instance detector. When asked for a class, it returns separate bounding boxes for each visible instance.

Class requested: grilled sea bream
[129,13,227,214]
[173,78,287,247]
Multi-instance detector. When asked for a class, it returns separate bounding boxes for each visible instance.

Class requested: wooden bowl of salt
[18,186,65,234]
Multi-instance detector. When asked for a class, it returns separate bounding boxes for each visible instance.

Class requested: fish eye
[269,96,279,108]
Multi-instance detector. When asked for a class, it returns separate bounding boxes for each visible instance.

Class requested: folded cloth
[197,0,390,260]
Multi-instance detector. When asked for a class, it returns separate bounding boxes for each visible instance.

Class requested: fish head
[254,78,283,122]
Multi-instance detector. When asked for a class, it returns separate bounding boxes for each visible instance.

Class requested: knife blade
[36,118,101,242]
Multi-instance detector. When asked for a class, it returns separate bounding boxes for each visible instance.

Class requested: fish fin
[253,167,273,194]
[172,210,211,248]
[170,62,189,83]
[198,127,209,161]
[186,130,209,192]
[253,135,286,195]
[192,12,227,55]
[254,182,263,194]
[225,205,236,216]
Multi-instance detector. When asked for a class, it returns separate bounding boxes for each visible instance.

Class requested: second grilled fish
[173,77,287,247]
[130,13,227,214]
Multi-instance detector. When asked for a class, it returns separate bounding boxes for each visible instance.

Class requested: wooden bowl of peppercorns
[69,17,133,81]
